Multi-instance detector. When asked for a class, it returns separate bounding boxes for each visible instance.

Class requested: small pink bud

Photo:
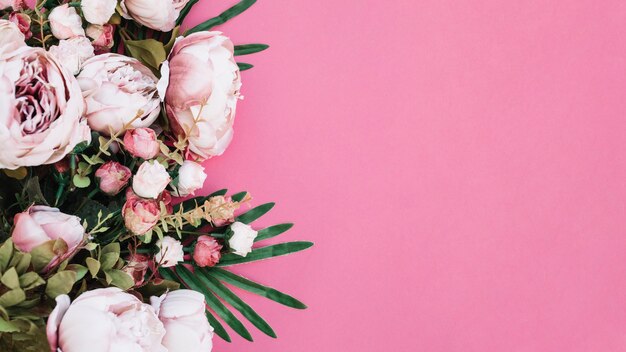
[95,161,131,195]
[124,128,160,160]
[9,12,31,39]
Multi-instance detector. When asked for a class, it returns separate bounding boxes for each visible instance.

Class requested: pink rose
[86,24,114,51]
[193,236,222,268]
[0,47,90,169]
[122,189,161,234]
[159,32,241,161]
[48,36,95,75]
[8,12,31,39]
[81,0,116,25]
[151,290,214,352]
[120,0,189,32]
[48,4,85,40]
[47,288,167,352]
[132,160,171,199]
[12,206,85,255]
[123,253,150,285]
[95,161,131,195]
[0,19,25,56]
[124,128,160,159]
[77,53,161,135]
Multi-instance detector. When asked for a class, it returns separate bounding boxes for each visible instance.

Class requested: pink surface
[187,1,626,351]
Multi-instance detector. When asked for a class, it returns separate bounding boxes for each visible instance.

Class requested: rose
[12,206,85,258]
[132,160,171,199]
[122,189,161,234]
[155,236,184,267]
[47,288,167,352]
[48,37,95,75]
[81,0,116,25]
[124,128,160,159]
[151,290,214,352]
[48,4,85,40]
[228,222,257,257]
[123,253,150,285]
[0,19,25,55]
[120,0,189,32]
[158,32,241,161]
[0,47,90,170]
[77,53,161,135]
[95,161,132,195]
[174,161,207,197]
[86,24,114,51]
[8,12,31,39]
[193,236,222,268]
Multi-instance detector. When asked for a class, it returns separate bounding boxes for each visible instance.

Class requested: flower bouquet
[0,0,312,350]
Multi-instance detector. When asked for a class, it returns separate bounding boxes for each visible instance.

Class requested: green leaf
[100,252,119,271]
[186,0,257,34]
[170,266,253,341]
[0,317,19,332]
[197,268,276,338]
[237,62,254,71]
[22,176,48,205]
[30,240,58,272]
[234,44,269,56]
[236,202,275,224]
[0,240,13,273]
[10,252,31,275]
[124,39,166,73]
[46,271,77,298]
[255,223,294,242]
[106,270,134,290]
[176,0,199,25]
[86,257,101,278]
[65,264,88,281]
[219,242,313,266]
[72,174,91,188]
[230,191,248,202]
[206,311,231,342]
[1,268,19,290]
[18,272,44,291]
[210,268,307,309]
[0,289,25,307]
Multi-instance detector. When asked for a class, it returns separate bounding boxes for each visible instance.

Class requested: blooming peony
[155,236,184,267]
[228,222,257,257]
[133,160,171,199]
[77,53,161,135]
[174,160,207,197]
[124,128,160,159]
[159,31,241,160]
[47,288,167,352]
[48,4,85,39]
[95,161,132,195]
[120,0,190,32]
[48,36,95,75]
[81,0,117,25]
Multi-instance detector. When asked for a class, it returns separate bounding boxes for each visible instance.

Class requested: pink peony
[0,47,90,169]
[158,31,241,161]
[122,189,161,235]
[120,0,190,32]
[0,19,25,55]
[124,128,160,159]
[47,288,167,352]
[81,0,117,25]
[95,161,132,195]
[48,4,85,40]
[193,236,222,268]
[8,12,31,39]
[48,36,95,75]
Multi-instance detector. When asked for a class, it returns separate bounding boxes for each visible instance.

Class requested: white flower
[81,0,117,25]
[132,161,171,199]
[174,161,207,197]
[48,37,95,75]
[228,222,257,257]
[48,4,85,40]
[155,236,184,267]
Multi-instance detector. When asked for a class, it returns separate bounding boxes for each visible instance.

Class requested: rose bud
[150,290,214,352]
[124,128,160,159]
[12,206,85,256]
[132,160,171,199]
[81,0,116,25]
[193,236,222,268]
[122,253,150,286]
[159,32,241,161]
[228,222,258,257]
[48,37,95,75]
[0,19,25,55]
[120,0,189,32]
[8,12,31,39]
[95,161,132,195]
[122,189,161,235]
[86,24,114,52]
[154,236,184,267]
[47,289,167,352]
[173,161,207,197]
[48,4,85,40]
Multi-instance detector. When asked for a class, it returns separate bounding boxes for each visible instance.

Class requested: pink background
[188,1,626,351]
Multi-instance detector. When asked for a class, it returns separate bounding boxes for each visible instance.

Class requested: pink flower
[120,0,190,32]
[0,47,90,169]
[47,288,167,352]
[193,236,222,268]
[77,53,161,135]
[154,236,184,267]
[12,206,85,255]
[0,0,34,10]
[122,189,161,234]
[48,4,85,40]
[123,253,150,286]
[81,0,116,25]
[174,161,206,197]
[95,161,132,195]
[0,19,25,55]
[124,128,160,159]
[132,160,171,199]
[8,12,31,39]
[158,31,241,161]
[48,36,95,75]
[151,290,214,352]
[86,24,114,51]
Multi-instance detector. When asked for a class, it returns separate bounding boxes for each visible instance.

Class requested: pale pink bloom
[151,290,214,352]
[8,12,31,39]
[48,4,85,40]
[0,19,25,55]
[122,189,161,234]
[120,0,189,32]
[12,206,84,255]
[86,24,114,51]
[132,160,171,199]
[0,47,90,169]
[47,288,167,352]
[124,128,160,159]
[193,236,222,268]
[174,160,207,197]
[77,53,160,135]
[0,0,34,10]
[81,0,116,25]
[123,253,150,285]
[48,36,95,75]
[155,236,184,267]
[159,32,241,161]
[228,222,257,257]
[95,161,132,195]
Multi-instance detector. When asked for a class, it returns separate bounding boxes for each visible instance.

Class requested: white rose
[174,161,207,197]
[228,222,257,257]
[132,161,171,199]
[155,236,184,267]
[81,0,117,25]
[48,37,95,75]
[48,4,85,40]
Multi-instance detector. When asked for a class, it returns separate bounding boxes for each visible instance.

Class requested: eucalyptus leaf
[1,268,19,290]
[46,271,77,298]
[124,39,166,73]
[0,289,25,307]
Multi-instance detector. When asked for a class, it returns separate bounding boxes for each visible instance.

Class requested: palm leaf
[218,241,313,266]
[234,44,269,56]
[237,63,254,71]
[255,223,294,242]
[176,0,200,25]
[187,0,257,34]
[236,203,274,224]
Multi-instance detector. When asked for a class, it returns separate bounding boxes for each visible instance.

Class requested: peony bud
[122,189,161,234]
[174,161,207,197]
[8,12,31,39]
[193,236,222,268]
[81,0,116,25]
[86,24,114,51]
[155,236,184,267]
[95,161,131,195]
[133,160,171,199]
[228,222,257,257]
[48,36,95,75]
[124,128,160,160]
[48,4,85,40]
